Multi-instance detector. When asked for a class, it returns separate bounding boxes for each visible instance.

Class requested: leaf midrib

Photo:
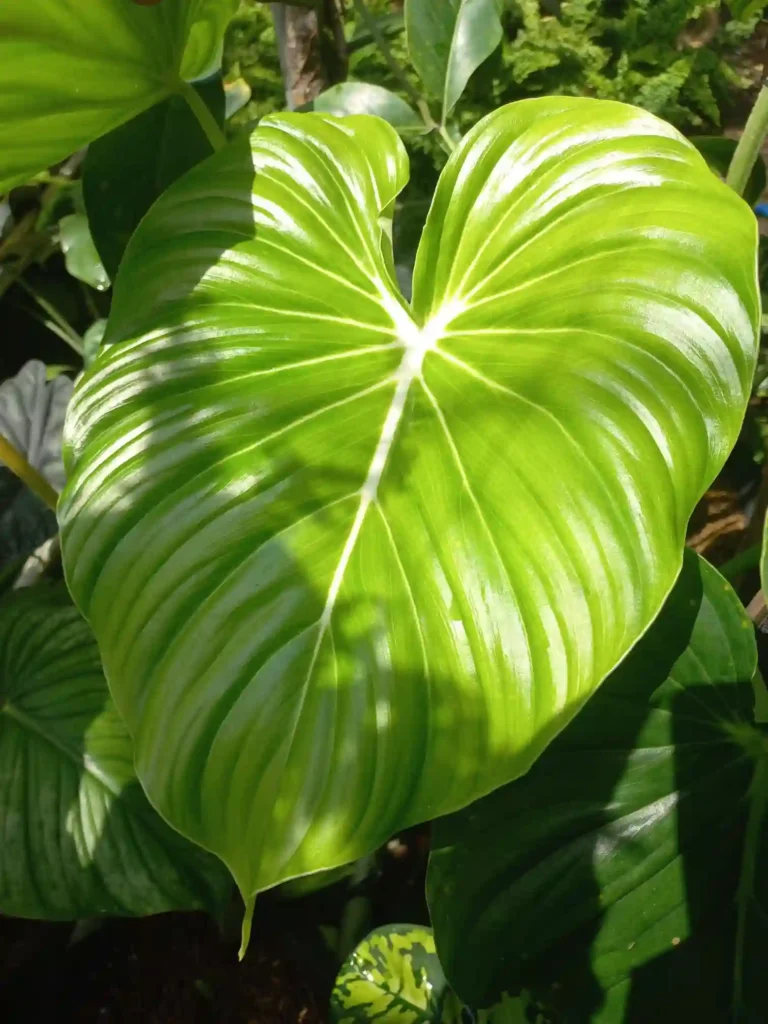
[0,698,122,799]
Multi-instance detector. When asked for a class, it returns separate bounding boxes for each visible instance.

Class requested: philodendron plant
[57,94,758,946]
[0,0,765,1017]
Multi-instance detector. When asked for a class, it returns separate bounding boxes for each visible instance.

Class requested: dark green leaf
[0,583,232,919]
[405,0,504,118]
[691,136,766,208]
[83,77,226,279]
[308,82,425,136]
[428,552,767,1022]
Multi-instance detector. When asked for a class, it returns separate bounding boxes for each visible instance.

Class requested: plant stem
[746,589,767,627]
[179,80,227,152]
[0,434,59,511]
[719,542,761,581]
[16,277,84,356]
[726,82,768,198]
[436,123,457,154]
[351,0,458,156]
[352,0,419,105]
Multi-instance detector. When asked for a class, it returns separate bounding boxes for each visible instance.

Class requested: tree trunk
[270,1,348,110]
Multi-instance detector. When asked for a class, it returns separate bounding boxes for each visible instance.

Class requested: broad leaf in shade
[309,83,425,137]
[58,100,759,917]
[0,584,231,919]
[0,0,237,194]
[83,76,226,279]
[0,361,71,573]
[428,552,767,1022]
[405,0,504,118]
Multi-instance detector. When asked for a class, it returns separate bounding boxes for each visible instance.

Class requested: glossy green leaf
[0,583,231,919]
[0,361,71,574]
[331,924,447,1023]
[0,0,237,194]
[83,76,226,279]
[309,83,425,136]
[59,100,759,910]
[428,552,767,1022]
[690,136,767,208]
[59,214,110,292]
[405,0,504,118]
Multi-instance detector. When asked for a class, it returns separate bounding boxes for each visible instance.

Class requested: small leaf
[428,552,767,1019]
[0,0,237,194]
[405,0,504,118]
[0,583,232,919]
[0,361,71,492]
[309,82,425,136]
[83,77,226,279]
[225,76,252,119]
[330,924,530,1023]
[330,924,448,1023]
[0,361,71,574]
[59,214,110,292]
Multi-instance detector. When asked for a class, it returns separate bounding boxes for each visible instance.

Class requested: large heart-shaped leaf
[427,552,767,1022]
[0,361,71,574]
[0,583,231,919]
[405,0,504,118]
[0,0,236,194]
[58,100,759,913]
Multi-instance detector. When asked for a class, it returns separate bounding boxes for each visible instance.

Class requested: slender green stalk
[351,0,455,155]
[179,80,227,152]
[352,0,423,109]
[436,123,457,154]
[0,434,59,511]
[16,277,84,356]
[734,750,768,1015]
[719,543,761,581]
[726,82,768,197]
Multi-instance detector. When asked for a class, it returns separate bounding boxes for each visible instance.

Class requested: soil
[0,911,327,1024]
[0,830,430,1023]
